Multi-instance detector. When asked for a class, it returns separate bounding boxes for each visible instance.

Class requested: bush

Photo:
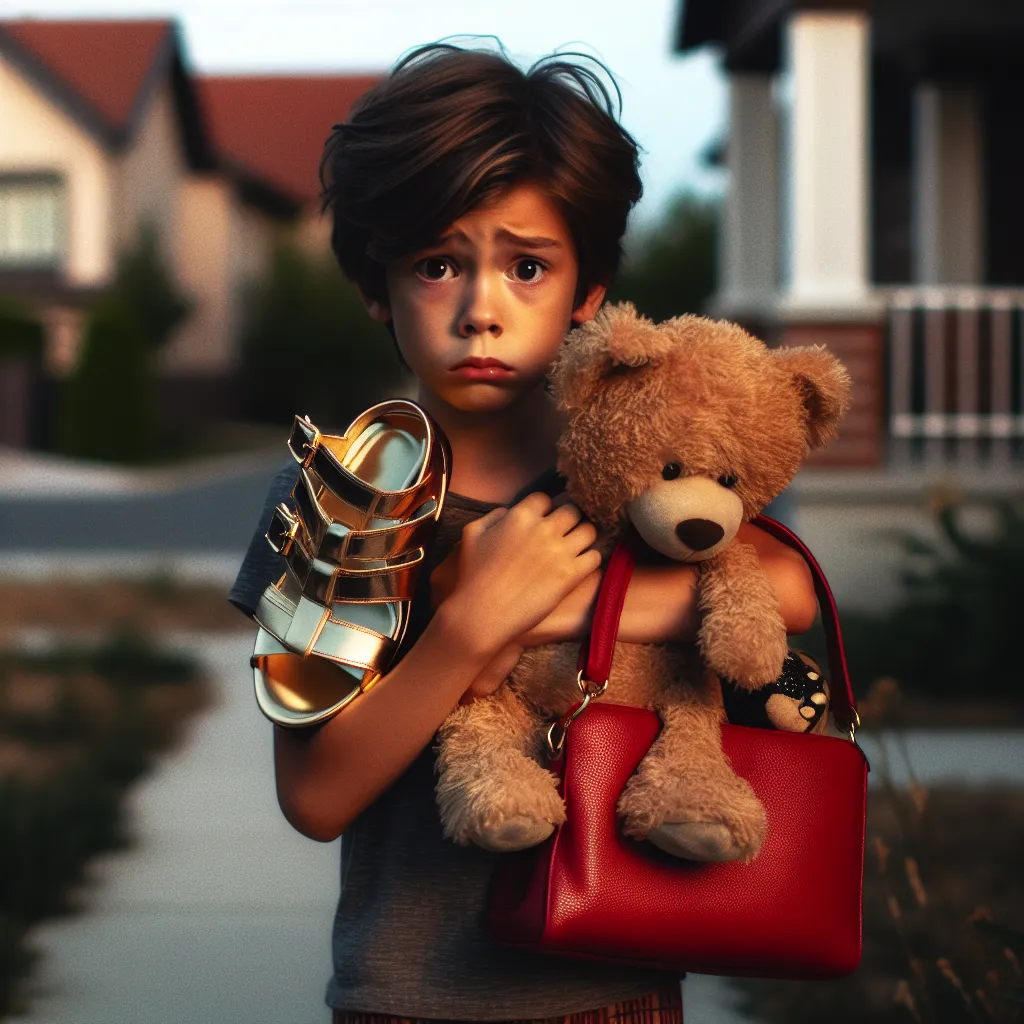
[110,221,191,352]
[57,295,154,462]
[831,501,1024,700]
[0,296,44,364]
[728,681,1024,1023]
[607,191,719,321]
[239,242,411,428]
[0,631,205,1014]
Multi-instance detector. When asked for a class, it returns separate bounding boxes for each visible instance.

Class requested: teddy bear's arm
[697,540,790,689]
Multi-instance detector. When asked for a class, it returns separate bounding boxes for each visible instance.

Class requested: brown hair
[319,40,643,309]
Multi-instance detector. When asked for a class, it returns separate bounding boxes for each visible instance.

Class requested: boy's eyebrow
[433,228,565,251]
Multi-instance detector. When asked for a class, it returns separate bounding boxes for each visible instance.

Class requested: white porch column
[717,73,779,318]
[912,83,984,284]
[783,9,872,314]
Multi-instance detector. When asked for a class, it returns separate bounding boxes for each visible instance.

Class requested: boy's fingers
[465,506,508,533]
[511,491,553,515]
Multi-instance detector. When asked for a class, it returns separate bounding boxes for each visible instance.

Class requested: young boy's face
[364,181,605,415]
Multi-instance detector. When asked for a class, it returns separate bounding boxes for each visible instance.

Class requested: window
[0,175,65,268]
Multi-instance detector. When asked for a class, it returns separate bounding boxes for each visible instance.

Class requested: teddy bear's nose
[675,518,725,551]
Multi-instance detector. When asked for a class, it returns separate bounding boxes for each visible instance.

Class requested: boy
[230,41,815,1023]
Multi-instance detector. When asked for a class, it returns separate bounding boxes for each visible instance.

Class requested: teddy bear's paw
[440,757,566,852]
[647,821,749,863]
[467,815,556,853]
[704,633,789,691]
[618,769,767,863]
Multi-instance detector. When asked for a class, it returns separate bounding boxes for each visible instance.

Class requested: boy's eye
[415,257,457,282]
[509,259,546,283]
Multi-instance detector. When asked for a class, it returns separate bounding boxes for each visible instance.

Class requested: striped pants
[332,986,684,1023]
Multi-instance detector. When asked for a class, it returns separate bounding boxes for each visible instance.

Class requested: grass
[0,629,208,1018]
[727,680,1024,1023]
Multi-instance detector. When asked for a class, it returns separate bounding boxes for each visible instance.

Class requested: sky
[0,0,727,228]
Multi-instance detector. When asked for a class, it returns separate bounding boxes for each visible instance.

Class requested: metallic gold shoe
[251,399,451,728]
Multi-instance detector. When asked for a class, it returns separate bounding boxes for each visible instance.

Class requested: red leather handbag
[487,515,868,978]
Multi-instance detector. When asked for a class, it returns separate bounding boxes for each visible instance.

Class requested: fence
[887,287,1024,465]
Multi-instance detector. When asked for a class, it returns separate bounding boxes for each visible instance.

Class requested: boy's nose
[459,317,502,337]
[458,275,502,337]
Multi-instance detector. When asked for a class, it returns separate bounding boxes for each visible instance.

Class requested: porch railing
[886,287,1024,465]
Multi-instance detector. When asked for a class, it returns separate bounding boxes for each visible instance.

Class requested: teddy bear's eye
[718,473,738,489]
[662,462,682,480]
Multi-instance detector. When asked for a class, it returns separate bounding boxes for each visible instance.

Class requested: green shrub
[0,296,44,364]
[57,295,153,462]
[239,242,411,427]
[606,191,719,321]
[0,631,204,1013]
[88,626,194,687]
[828,501,1024,700]
[111,221,191,352]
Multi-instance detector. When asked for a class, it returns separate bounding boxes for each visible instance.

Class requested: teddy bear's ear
[772,345,853,448]
[549,302,672,412]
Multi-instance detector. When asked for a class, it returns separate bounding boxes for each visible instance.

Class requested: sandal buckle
[267,504,302,556]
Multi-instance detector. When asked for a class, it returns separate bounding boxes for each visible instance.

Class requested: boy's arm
[430,521,817,649]
[273,600,505,842]
[272,493,601,841]
[612,521,817,644]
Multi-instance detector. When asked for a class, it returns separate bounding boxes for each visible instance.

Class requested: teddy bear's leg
[435,685,565,853]
[616,702,766,862]
[698,540,790,689]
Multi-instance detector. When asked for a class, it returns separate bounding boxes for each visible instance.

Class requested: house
[676,0,1024,468]
[0,17,379,441]
[675,0,1023,609]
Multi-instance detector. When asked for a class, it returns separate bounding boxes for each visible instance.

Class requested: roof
[674,0,726,51]
[0,18,380,211]
[195,75,381,205]
[0,18,175,139]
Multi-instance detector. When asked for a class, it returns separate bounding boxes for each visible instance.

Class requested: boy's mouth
[450,357,513,370]
[449,357,516,381]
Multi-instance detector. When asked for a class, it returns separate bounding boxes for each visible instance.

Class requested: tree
[58,296,153,462]
[110,221,191,351]
[607,191,719,321]
[239,242,411,428]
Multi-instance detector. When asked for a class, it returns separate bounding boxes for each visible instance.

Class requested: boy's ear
[356,284,391,324]
[570,281,607,326]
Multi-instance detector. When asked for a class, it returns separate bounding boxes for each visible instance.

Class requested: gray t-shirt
[230,465,679,1020]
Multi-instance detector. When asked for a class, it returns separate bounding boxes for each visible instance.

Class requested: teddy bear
[434,302,851,864]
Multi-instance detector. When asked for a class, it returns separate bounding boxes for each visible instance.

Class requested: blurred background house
[676,0,1024,610]
[0,18,379,449]
[677,0,1024,470]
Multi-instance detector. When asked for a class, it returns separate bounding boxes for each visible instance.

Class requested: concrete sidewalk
[16,634,340,1024]
[13,632,748,1024]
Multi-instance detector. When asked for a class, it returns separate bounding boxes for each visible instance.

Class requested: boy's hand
[439,491,600,657]
[430,492,581,610]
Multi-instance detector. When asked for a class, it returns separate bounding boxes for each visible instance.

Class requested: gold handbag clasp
[546,670,609,758]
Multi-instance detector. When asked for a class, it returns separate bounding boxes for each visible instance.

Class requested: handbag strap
[574,516,858,735]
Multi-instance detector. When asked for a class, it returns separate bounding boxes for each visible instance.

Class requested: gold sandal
[250,399,451,727]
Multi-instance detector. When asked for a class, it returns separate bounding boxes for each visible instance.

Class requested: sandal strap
[282,539,424,604]
[288,403,443,520]
[272,469,441,563]
[254,587,400,675]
